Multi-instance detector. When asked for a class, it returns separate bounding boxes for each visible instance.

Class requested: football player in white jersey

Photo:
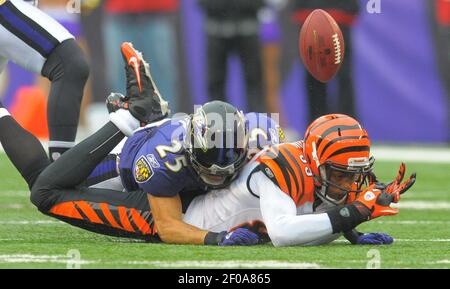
[184,114,416,246]
[0,0,89,161]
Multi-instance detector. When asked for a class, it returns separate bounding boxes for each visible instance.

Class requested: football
[299,9,345,83]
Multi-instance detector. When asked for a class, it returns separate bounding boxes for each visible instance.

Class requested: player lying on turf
[90,113,411,247]
[0,0,89,161]
[183,114,416,246]
[0,42,279,246]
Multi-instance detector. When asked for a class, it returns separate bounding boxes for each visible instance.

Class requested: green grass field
[0,153,449,269]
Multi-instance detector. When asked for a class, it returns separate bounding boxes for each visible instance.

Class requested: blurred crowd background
[0,0,449,143]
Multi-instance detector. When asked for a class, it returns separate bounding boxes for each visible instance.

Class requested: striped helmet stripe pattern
[319,135,368,159]
[303,114,371,176]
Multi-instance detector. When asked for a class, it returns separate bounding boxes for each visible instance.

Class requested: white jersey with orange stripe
[183,152,342,246]
[183,160,263,233]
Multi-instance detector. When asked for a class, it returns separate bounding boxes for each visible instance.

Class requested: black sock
[42,39,89,162]
[0,115,50,188]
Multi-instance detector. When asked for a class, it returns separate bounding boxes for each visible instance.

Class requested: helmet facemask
[188,148,247,188]
[303,114,373,206]
[184,101,248,189]
[315,157,374,206]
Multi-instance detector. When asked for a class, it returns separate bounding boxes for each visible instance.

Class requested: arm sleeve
[249,171,337,247]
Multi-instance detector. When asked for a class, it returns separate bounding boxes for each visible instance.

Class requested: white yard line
[0,254,97,265]
[375,220,450,225]
[395,239,450,242]
[0,239,24,241]
[0,204,25,209]
[1,254,447,268]
[314,259,450,268]
[0,191,29,197]
[0,254,320,268]
[124,260,320,269]
[0,220,62,225]
[406,191,450,199]
[0,254,448,268]
[335,239,450,243]
[393,201,450,210]
[428,260,450,264]
[372,146,450,163]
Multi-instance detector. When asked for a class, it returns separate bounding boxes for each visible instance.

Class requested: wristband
[204,231,226,245]
[327,204,368,234]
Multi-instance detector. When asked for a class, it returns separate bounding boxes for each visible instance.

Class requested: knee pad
[42,38,90,84]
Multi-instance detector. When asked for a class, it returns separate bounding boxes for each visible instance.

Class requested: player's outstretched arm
[252,170,407,247]
[341,163,416,245]
[148,194,209,244]
[252,172,338,247]
[254,177,334,246]
[148,194,259,246]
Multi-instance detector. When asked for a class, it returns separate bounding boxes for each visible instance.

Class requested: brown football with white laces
[299,9,345,83]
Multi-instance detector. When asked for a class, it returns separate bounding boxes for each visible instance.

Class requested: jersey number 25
[156,140,188,172]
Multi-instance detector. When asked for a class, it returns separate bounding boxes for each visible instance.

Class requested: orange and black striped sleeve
[257,144,307,205]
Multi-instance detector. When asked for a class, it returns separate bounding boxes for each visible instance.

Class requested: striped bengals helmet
[303,114,374,204]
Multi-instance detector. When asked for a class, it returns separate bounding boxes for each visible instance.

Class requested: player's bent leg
[34,84,161,190]
[0,0,74,73]
[41,39,90,161]
[0,0,85,161]
[30,185,157,241]
[0,104,51,189]
[26,116,157,240]
[32,121,125,191]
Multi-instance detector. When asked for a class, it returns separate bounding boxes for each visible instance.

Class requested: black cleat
[120,42,169,121]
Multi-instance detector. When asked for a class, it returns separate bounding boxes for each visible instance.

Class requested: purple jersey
[118,117,206,198]
[246,112,282,158]
[92,114,281,204]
